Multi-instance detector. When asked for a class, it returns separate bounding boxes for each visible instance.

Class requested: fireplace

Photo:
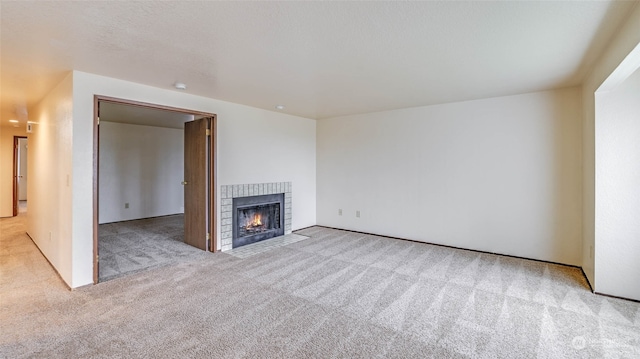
[232,193,285,248]
[220,182,292,251]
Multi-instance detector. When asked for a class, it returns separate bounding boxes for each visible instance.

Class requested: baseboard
[594,291,640,303]
[99,213,183,225]
[25,231,72,291]
[292,225,317,233]
[581,267,594,293]
[313,225,581,269]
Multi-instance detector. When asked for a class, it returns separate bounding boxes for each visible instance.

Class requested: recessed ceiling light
[9,119,18,123]
[174,82,187,90]
[275,105,285,110]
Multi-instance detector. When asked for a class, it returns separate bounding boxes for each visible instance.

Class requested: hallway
[0,210,67,297]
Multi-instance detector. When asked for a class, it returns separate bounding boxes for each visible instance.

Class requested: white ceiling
[1,1,637,123]
[100,102,194,130]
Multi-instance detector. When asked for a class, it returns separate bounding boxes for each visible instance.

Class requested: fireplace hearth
[232,193,285,248]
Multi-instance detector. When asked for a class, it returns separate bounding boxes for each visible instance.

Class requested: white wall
[0,125,27,217]
[26,73,74,286]
[595,67,640,301]
[99,122,184,224]
[582,3,640,288]
[317,88,583,266]
[71,71,316,287]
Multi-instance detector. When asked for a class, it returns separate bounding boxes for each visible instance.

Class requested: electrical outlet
[125,203,129,209]
[338,209,342,216]
[356,210,360,218]
[49,231,52,241]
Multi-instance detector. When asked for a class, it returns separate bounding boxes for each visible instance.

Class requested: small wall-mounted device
[26,123,33,133]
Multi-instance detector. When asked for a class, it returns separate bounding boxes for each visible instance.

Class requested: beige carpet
[1,215,639,358]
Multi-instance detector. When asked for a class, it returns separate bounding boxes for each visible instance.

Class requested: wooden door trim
[92,96,100,284]
[12,136,27,217]
[95,95,216,117]
[92,95,218,284]
[210,116,217,252]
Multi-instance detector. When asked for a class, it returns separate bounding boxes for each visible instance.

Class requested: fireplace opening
[238,204,279,237]
[232,193,285,248]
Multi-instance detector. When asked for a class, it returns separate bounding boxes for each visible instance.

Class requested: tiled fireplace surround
[220,182,292,251]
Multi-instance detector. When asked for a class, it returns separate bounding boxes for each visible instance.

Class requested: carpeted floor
[1,215,639,358]
[98,215,206,282]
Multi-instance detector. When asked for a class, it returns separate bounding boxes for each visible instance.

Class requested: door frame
[92,95,218,284]
[12,136,27,217]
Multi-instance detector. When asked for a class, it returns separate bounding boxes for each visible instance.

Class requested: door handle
[181,181,188,185]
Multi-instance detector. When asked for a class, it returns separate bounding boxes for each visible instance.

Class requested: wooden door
[12,136,27,217]
[17,139,28,201]
[184,118,210,250]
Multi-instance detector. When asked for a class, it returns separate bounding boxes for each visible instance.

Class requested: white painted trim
[597,42,640,93]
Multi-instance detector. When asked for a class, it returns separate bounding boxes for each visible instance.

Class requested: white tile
[225,234,309,258]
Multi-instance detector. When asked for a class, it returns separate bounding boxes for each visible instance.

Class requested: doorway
[593,47,640,301]
[93,96,217,283]
[12,136,28,216]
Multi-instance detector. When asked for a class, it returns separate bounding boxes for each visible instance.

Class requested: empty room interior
[97,102,205,281]
[1,1,639,357]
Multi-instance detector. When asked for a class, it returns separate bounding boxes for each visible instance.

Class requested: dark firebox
[232,193,284,248]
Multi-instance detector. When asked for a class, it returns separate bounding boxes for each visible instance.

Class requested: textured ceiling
[0,1,637,123]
